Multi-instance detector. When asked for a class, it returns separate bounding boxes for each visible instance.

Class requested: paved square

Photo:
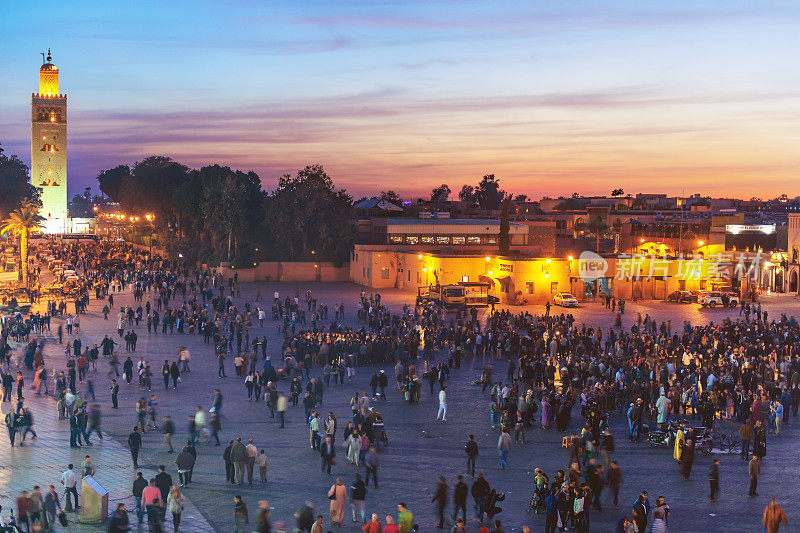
[4,281,798,532]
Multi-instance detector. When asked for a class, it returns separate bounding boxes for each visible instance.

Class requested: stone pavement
[5,281,799,531]
[0,386,214,531]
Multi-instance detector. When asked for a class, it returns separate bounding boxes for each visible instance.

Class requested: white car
[698,291,739,308]
[554,292,579,307]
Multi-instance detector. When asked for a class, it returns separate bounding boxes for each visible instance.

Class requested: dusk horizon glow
[2,0,800,199]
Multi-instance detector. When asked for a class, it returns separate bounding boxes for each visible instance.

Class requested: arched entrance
[790,269,798,293]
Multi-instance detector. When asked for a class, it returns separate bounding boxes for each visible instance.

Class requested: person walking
[163,416,175,453]
[351,473,367,524]
[437,386,447,421]
[245,439,258,484]
[327,477,348,527]
[133,472,148,523]
[748,455,760,497]
[108,503,130,533]
[256,449,268,483]
[452,475,468,523]
[681,439,694,480]
[60,464,79,511]
[431,476,448,529]
[44,485,62,529]
[254,500,272,533]
[128,426,142,469]
[230,437,248,485]
[708,458,720,502]
[471,474,490,524]
[763,499,789,533]
[167,485,184,533]
[465,435,478,478]
[233,495,249,533]
[176,447,195,487]
[141,478,162,531]
[321,435,335,476]
[497,428,511,470]
[397,503,414,533]
[739,418,753,460]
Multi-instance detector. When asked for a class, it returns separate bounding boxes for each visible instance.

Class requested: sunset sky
[2,1,799,200]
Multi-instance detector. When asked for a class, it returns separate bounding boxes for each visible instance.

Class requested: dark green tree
[430,184,451,202]
[379,190,402,206]
[265,165,353,265]
[458,185,475,203]
[0,142,41,218]
[475,174,504,210]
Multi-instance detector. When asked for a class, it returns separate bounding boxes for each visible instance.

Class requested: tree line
[97,157,353,267]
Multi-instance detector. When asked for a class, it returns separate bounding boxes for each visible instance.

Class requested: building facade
[31,49,68,233]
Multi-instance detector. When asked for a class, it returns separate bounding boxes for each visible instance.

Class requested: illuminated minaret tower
[31,48,68,233]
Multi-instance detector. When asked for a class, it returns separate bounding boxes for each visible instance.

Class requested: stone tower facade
[31,49,68,233]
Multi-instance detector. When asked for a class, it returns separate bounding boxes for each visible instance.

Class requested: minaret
[31,48,68,233]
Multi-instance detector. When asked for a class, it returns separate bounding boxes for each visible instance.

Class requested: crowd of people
[0,235,794,533]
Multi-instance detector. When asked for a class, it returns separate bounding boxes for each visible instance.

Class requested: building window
[550,281,559,294]
[389,235,403,244]
[408,270,411,281]
[499,277,512,293]
[678,279,686,290]
[484,236,497,244]
[420,236,434,244]
[381,268,390,279]
[407,236,419,245]
[467,236,480,244]
[526,282,535,294]
[452,236,466,245]
[462,275,469,282]
[436,236,450,245]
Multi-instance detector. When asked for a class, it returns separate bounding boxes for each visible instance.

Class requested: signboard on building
[498,263,513,272]
[726,224,775,235]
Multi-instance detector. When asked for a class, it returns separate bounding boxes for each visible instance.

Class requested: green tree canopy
[0,142,41,218]
[265,165,353,265]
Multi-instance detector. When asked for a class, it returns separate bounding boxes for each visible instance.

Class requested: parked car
[698,291,739,308]
[553,292,579,307]
[667,290,694,303]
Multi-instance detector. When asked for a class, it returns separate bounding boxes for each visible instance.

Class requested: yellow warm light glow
[546,258,551,264]
[422,267,427,272]
[568,255,574,261]
[640,238,645,243]
[485,256,491,262]
[418,254,423,259]
[487,270,493,276]
[698,240,704,246]
[544,272,550,278]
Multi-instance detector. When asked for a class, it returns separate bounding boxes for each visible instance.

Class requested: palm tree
[1,201,44,287]
[575,216,613,254]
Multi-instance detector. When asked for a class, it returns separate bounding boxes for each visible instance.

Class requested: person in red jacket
[383,515,400,533]
[363,513,382,533]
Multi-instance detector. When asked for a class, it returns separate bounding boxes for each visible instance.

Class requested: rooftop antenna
[40,51,45,64]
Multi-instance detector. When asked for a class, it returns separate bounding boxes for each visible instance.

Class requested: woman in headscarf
[327,477,347,527]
